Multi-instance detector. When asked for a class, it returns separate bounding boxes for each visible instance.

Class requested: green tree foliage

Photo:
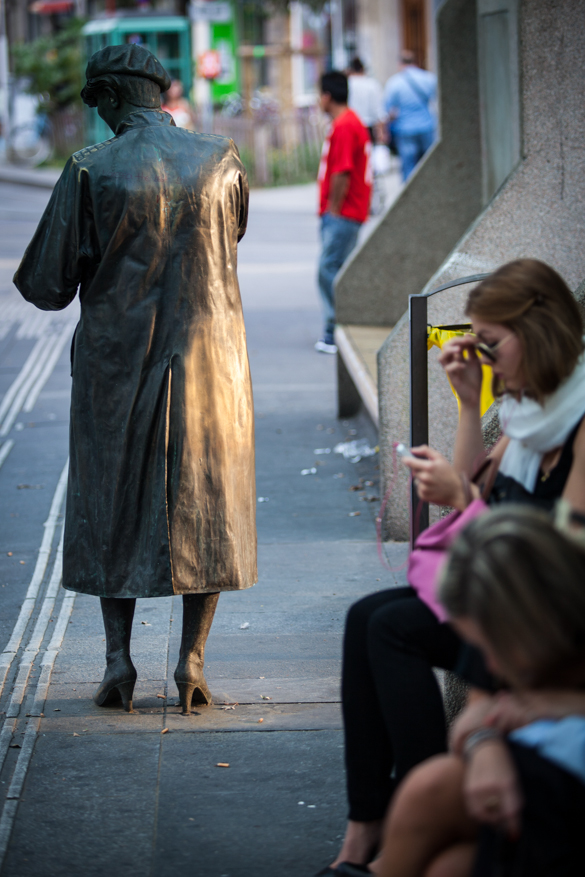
[12,17,85,112]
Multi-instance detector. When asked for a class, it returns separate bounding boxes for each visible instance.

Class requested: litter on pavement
[334,439,378,462]
[301,467,317,475]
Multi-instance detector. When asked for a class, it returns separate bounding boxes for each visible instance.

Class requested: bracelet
[462,727,501,760]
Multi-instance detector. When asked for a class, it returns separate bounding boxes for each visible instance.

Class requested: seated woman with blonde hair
[371,505,585,877]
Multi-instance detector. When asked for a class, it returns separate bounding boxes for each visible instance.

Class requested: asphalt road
[0,178,407,877]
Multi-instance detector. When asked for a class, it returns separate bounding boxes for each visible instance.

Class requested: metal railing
[409,273,491,545]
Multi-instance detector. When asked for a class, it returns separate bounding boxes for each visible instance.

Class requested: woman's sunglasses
[474,334,513,363]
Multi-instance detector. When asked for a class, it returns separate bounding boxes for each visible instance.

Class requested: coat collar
[116,110,176,136]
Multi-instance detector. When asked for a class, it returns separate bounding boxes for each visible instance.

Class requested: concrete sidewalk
[0,162,61,190]
[0,179,408,877]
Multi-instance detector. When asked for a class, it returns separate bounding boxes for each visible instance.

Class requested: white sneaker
[315,339,337,354]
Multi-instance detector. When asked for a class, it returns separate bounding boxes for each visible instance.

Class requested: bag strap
[469,434,509,501]
[471,456,499,501]
[402,70,430,106]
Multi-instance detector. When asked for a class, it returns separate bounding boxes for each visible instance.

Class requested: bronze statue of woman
[13,44,257,714]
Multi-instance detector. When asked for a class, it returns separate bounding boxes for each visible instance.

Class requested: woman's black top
[489,416,584,511]
[457,415,585,690]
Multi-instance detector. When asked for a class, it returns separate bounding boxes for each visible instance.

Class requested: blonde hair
[439,506,585,687]
[465,259,584,404]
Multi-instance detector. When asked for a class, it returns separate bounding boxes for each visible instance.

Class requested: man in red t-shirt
[315,71,372,353]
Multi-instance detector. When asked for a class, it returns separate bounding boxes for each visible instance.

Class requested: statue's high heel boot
[94,597,137,713]
[175,592,219,715]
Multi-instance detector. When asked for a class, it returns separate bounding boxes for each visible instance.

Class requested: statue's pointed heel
[94,671,136,712]
[176,679,212,715]
[115,680,136,713]
[176,681,197,715]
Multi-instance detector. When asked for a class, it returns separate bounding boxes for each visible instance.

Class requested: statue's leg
[94,597,137,713]
[174,592,220,715]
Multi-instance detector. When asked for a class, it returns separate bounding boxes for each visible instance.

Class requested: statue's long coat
[14,110,257,597]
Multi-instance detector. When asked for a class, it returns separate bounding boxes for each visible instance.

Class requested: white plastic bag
[372,143,392,176]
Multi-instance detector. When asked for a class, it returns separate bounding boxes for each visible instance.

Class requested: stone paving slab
[152,730,346,877]
[3,728,347,877]
[2,734,160,877]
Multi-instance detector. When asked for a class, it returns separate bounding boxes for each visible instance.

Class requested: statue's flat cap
[86,44,171,92]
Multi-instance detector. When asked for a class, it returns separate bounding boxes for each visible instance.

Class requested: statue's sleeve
[231,141,249,243]
[13,157,95,311]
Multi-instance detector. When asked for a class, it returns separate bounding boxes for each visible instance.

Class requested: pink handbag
[407,460,497,622]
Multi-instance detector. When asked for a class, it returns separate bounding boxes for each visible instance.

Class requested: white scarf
[499,351,585,491]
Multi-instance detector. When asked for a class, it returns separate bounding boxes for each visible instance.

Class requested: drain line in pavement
[5,529,65,719]
[0,459,68,696]
[0,574,76,866]
[0,501,75,867]
[0,520,65,767]
[0,582,76,867]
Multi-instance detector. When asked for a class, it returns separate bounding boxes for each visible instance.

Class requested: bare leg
[373,755,477,877]
[423,843,476,877]
[94,597,137,712]
[331,820,384,868]
[175,592,220,714]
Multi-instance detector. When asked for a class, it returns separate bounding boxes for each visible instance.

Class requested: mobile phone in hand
[395,443,426,461]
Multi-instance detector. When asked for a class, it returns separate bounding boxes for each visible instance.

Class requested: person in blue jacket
[383,49,437,181]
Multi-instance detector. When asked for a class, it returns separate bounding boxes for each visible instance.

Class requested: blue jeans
[318,212,361,342]
[395,129,435,181]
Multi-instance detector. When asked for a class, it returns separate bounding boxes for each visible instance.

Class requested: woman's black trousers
[342,586,462,821]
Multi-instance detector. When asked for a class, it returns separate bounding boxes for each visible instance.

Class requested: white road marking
[0,802,18,865]
[5,530,67,720]
[0,324,73,436]
[34,590,76,715]
[23,324,72,413]
[0,440,14,470]
[25,530,64,653]
[6,717,41,800]
[0,335,50,427]
[16,310,51,341]
[0,460,68,694]
[0,572,76,867]
[0,520,65,762]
